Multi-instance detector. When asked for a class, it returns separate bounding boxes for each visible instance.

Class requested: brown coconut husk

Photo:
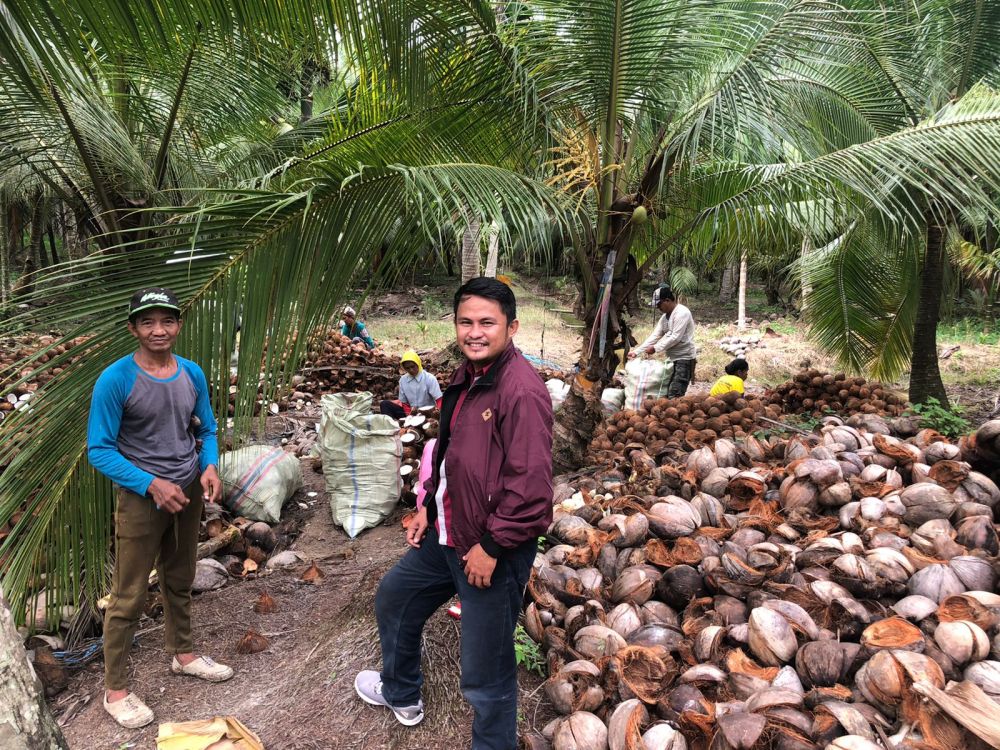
[912,679,1000,750]
[874,433,918,463]
[681,598,717,637]
[902,546,949,571]
[672,537,705,565]
[644,538,675,568]
[861,617,925,652]
[613,646,675,704]
[928,460,971,490]
[695,526,733,541]
[726,648,780,682]
[728,474,767,510]
[937,595,1000,631]
[645,537,704,568]
[739,498,782,531]
[850,477,896,498]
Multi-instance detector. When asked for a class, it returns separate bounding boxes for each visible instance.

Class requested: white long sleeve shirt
[637,303,697,360]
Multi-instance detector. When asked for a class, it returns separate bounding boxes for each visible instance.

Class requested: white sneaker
[103,692,154,729]
[171,655,234,682]
[354,670,425,726]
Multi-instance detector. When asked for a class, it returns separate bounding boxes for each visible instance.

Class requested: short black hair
[453,277,517,323]
[725,358,750,375]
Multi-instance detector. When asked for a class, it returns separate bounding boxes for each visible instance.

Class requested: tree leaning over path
[0,0,569,630]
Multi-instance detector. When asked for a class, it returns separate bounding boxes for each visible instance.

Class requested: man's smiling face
[454,294,518,367]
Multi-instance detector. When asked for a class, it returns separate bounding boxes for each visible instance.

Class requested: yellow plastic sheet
[156,717,265,750]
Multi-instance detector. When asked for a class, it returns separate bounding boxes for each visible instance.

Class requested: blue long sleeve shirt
[87,354,219,496]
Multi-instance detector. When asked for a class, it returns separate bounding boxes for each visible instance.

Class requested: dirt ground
[52,463,552,750]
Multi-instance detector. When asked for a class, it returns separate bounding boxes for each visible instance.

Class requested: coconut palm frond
[798,218,921,379]
[697,85,1000,239]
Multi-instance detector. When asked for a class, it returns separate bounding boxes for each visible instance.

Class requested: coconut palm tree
[779,0,1000,407]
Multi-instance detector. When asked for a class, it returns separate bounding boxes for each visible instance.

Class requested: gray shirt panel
[119,367,200,488]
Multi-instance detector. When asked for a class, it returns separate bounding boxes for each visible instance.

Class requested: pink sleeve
[415,438,437,509]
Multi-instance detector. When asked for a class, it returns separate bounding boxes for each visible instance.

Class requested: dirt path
[55,468,551,749]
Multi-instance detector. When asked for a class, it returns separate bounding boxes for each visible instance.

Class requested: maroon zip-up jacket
[424,341,553,559]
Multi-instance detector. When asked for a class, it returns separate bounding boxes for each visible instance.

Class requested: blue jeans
[375,529,536,750]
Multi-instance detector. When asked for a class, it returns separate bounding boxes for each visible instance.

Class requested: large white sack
[318,392,402,538]
[623,358,673,411]
[546,378,571,412]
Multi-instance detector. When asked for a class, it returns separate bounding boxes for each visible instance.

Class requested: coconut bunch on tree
[526,416,1000,750]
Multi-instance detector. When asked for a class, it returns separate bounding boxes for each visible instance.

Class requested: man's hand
[627,351,638,360]
[645,346,656,355]
[200,465,222,503]
[406,506,429,548]
[462,544,497,589]
[148,478,188,513]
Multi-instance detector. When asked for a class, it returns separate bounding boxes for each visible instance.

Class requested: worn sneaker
[103,692,154,729]
[354,670,425,726]
[171,655,234,682]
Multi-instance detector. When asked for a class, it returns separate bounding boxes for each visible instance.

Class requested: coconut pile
[527,418,1000,750]
[718,334,765,359]
[398,407,440,503]
[587,392,783,464]
[0,334,91,423]
[227,332,449,417]
[766,371,907,419]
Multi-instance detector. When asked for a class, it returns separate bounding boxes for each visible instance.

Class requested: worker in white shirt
[628,285,697,397]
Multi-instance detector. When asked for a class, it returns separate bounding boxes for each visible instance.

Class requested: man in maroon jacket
[355,277,554,749]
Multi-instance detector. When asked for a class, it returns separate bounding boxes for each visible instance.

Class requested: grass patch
[939,318,999,346]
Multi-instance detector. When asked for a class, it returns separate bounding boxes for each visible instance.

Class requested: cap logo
[141,291,171,304]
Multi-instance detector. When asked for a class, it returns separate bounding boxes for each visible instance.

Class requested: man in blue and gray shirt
[88,287,233,729]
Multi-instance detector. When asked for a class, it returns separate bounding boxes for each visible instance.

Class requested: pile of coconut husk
[223,333,405,417]
[587,392,783,465]
[0,334,91,423]
[525,418,1000,750]
[766,370,907,418]
[225,332,449,417]
[398,407,440,504]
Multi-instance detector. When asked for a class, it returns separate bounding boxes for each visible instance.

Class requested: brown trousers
[103,482,203,690]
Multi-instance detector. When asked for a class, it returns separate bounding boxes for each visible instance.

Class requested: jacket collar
[452,340,517,388]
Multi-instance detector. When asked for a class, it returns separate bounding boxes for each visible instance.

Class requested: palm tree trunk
[46,218,58,266]
[1,204,12,307]
[0,586,70,749]
[719,262,737,303]
[484,222,499,277]
[909,218,949,407]
[299,68,313,122]
[800,236,813,313]
[737,252,747,330]
[460,219,481,283]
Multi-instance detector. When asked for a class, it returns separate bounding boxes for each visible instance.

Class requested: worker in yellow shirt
[710,358,749,397]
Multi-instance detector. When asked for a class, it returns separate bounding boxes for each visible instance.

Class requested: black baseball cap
[128,287,181,319]
[651,285,675,307]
